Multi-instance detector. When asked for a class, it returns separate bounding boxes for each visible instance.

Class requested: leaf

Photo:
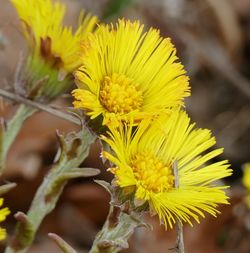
[0,182,17,196]
[10,212,35,250]
[94,180,113,195]
[46,168,100,199]
[48,233,78,253]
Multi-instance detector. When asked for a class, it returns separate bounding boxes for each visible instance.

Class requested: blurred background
[0,0,250,252]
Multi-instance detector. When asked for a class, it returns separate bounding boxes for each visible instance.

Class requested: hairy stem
[0,88,80,125]
[0,104,37,174]
[5,127,97,253]
[89,204,142,253]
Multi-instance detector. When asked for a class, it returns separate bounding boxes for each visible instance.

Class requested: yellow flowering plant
[69,18,232,253]
[0,0,233,252]
[0,0,98,174]
[11,0,98,99]
[72,19,190,127]
[101,110,232,228]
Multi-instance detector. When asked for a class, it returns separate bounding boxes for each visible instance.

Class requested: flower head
[11,0,98,99]
[0,198,10,240]
[72,19,190,126]
[102,110,232,228]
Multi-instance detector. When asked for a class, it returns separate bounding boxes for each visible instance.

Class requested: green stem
[89,204,142,253]
[0,104,37,174]
[5,127,97,253]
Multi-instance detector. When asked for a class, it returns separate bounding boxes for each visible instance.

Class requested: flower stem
[5,128,97,253]
[0,104,37,174]
[89,204,142,253]
[173,161,185,253]
[0,88,81,125]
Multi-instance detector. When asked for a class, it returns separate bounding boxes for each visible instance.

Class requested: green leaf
[46,168,100,199]
[48,233,77,253]
[10,212,35,251]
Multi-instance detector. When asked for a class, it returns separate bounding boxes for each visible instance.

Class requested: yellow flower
[243,163,250,189]
[11,0,98,99]
[242,163,250,208]
[0,198,10,240]
[72,19,190,126]
[102,110,232,228]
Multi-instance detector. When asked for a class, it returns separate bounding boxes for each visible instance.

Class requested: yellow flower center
[130,152,174,193]
[99,73,143,114]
